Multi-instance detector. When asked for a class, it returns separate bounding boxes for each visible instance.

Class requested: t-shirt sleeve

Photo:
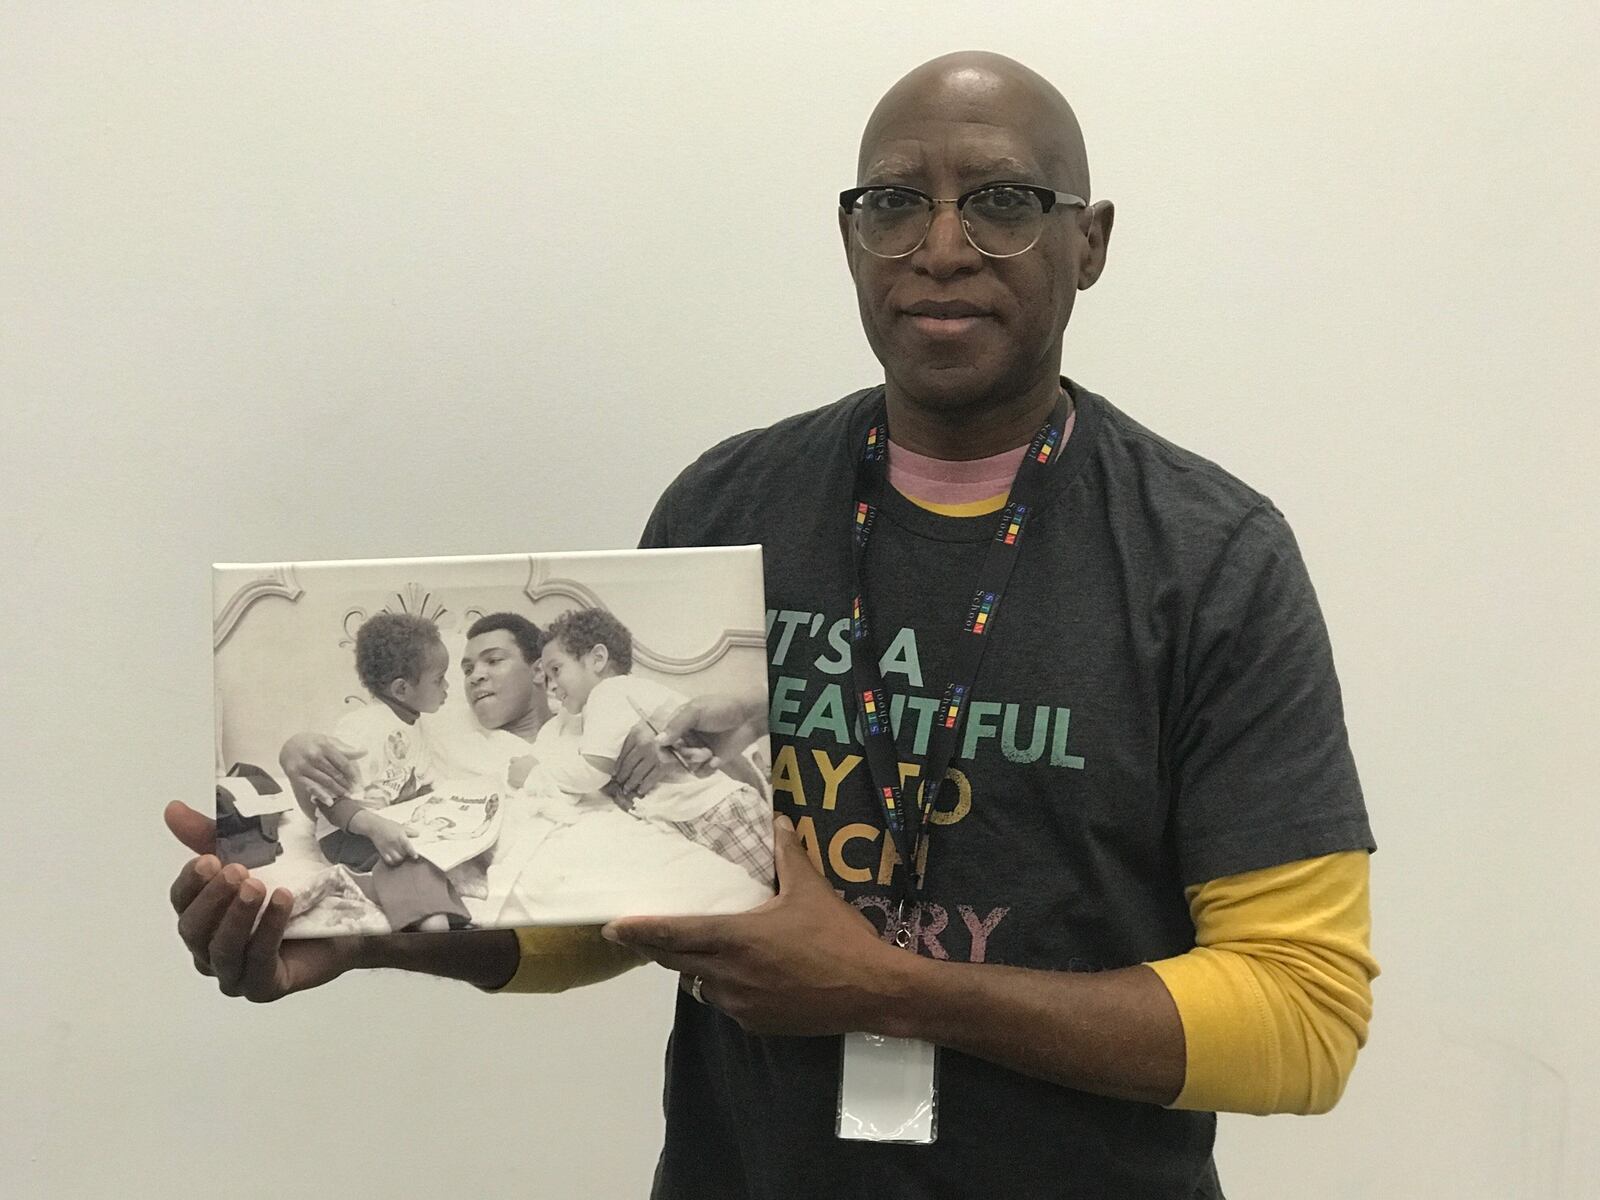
[579,679,646,762]
[1169,504,1374,885]
[638,485,675,550]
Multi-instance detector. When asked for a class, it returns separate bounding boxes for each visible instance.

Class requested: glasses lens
[962,186,1046,256]
[853,188,931,257]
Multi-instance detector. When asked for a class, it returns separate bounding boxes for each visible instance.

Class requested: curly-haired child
[312,611,470,931]
[534,607,772,885]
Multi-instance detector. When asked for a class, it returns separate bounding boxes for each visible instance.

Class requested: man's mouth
[470,690,495,704]
[904,300,989,318]
[902,300,992,337]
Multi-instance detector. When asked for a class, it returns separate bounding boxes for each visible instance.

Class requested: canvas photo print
[212,547,775,938]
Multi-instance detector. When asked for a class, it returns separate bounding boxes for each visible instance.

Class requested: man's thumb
[164,801,216,856]
[655,700,700,748]
[772,814,820,889]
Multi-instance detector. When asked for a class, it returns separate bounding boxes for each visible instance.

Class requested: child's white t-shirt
[524,708,607,798]
[579,675,746,822]
[310,701,433,842]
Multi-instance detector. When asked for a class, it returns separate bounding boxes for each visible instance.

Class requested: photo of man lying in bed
[211,549,775,939]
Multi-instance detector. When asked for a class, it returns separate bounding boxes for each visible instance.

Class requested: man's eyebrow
[862,156,921,182]
[861,154,1045,187]
[958,156,1042,181]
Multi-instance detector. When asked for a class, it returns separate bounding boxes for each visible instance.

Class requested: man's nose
[914,202,981,277]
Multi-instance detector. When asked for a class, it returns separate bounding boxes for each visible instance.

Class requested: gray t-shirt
[641,381,1374,1200]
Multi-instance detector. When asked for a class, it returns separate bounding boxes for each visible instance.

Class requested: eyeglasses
[839,183,1087,259]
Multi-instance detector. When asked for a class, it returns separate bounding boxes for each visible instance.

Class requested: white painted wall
[3,3,1595,1196]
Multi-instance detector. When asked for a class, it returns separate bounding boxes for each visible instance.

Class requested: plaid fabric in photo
[665,786,773,886]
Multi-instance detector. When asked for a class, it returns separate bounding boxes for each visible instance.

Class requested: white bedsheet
[259,771,771,939]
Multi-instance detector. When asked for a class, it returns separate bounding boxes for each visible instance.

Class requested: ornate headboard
[213,551,768,774]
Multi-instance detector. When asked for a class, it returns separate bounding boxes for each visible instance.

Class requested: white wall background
[3,3,1596,1197]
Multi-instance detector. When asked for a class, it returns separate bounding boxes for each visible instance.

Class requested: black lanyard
[848,389,1071,948]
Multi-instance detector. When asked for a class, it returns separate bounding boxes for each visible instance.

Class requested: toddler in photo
[309,611,470,931]
[536,607,772,885]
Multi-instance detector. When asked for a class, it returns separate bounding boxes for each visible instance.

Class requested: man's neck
[503,708,548,743]
[885,377,1066,460]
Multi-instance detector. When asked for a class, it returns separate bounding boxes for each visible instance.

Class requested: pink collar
[888,409,1078,507]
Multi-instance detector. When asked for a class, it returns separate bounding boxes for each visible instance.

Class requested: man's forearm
[877,956,1186,1106]
[351,928,521,990]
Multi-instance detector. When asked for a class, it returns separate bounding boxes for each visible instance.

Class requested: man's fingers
[164,801,217,856]
[655,699,703,747]
[676,970,725,1005]
[299,766,347,802]
[169,855,221,915]
[628,945,719,976]
[209,878,268,991]
[616,747,661,798]
[315,758,356,794]
[322,738,366,788]
[176,863,244,957]
[603,915,731,956]
[241,890,294,1001]
[675,745,716,768]
[329,738,367,761]
[772,815,823,891]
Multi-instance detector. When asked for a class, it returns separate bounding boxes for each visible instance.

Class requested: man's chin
[471,698,508,728]
[891,363,1009,414]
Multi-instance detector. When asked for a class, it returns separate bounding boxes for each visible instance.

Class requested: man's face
[539,639,604,715]
[842,91,1104,412]
[395,639,450,714]
[462,630,541,730]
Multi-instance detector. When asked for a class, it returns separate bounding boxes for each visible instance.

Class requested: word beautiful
[766,606,1086,771]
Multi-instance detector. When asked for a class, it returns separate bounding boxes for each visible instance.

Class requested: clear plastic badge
[836,1032,938,1144]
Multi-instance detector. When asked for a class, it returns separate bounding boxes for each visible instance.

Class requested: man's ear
[589,644,610,674]
[1076,199,1115,291]
[839,208,859,279]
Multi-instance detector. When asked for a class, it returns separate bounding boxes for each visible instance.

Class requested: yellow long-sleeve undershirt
[1148,850,1376,1114]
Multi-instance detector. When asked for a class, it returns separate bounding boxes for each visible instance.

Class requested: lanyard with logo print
[837,387,1069,1147]
[847,387,1070,948]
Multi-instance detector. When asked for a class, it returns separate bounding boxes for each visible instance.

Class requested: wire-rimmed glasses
[840,183,1087,259]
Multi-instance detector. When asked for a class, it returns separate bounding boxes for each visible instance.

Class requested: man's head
[840,52,1113,420]
[462,612,546,731]
[354,612,449,714]
[540,607,633,715]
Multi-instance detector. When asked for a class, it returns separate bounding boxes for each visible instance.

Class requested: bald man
[169,52,1375,1198]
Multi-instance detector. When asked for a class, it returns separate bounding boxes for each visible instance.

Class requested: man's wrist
[855,944,935,1040]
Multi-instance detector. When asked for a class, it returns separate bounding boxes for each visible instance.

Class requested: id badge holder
[836,1031,939,1144]
[835,912,938,1145]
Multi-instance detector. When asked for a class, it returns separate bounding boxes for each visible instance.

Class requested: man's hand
[165,801,357,1002]
[614,692,767,799]
[279,732,366,804]
[602,816,901,1037]
[614,718,691,799]
[348,809,418,866]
